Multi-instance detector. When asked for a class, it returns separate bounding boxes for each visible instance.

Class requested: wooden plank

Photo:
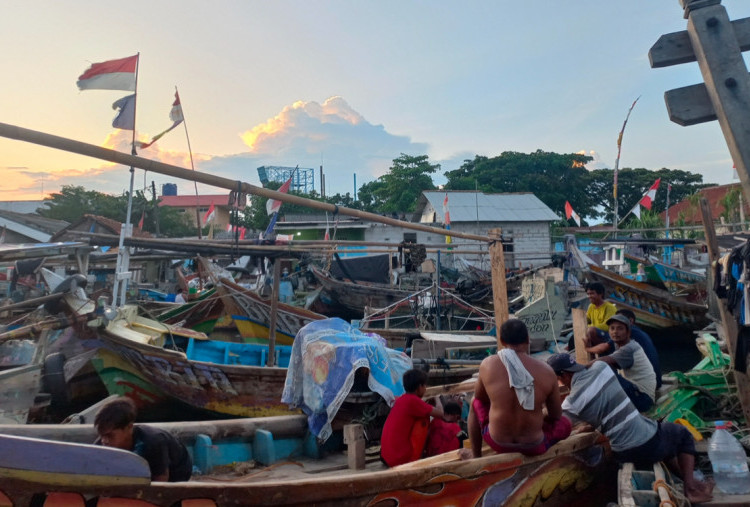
[685,5,750,217]
[572,308,591,364]
[700,198,750,423]
[488,228,508,346]
[665,81,719,126]
[649,17,750,68]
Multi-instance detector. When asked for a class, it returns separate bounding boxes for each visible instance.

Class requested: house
[275,191,560,269]
[661,183,749,233]
[158,194,232,230]
[0,210,68,243]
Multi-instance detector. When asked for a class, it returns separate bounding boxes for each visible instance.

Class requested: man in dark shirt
[95,397,192,482]
[616,309,662,389]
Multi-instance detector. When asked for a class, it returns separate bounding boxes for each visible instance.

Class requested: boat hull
[0,429,614,507]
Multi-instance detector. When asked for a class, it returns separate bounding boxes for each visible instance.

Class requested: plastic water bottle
[708,421,750,494]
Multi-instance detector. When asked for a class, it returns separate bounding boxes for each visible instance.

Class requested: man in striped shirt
[546,353,712,504]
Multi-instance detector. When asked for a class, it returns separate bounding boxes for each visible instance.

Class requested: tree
[357,154,438,212]
[621,209,665,239]
[38,185,195,237]
[588,167,712,225]
[444,151,596,219]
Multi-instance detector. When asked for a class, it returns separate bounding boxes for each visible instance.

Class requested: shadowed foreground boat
[0,416,615,506]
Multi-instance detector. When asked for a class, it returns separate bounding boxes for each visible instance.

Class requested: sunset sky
[2,1,750,208]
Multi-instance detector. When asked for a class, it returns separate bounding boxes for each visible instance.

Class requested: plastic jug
[708,421,750,494]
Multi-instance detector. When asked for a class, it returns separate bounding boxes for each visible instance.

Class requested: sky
[2,1,750,208]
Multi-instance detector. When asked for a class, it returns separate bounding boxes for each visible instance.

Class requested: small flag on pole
[77,55,138,91]
[112,94,136,130]
[639,178,661,210]
[564,201,581,227]
[266,177,293,215]
[137,91,185,149]
[138,210,145,230]
[202,203,216,226]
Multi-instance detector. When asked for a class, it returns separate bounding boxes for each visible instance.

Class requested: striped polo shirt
[562,361,656,452]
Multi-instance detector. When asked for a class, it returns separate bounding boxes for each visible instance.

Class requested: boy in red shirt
[425,400,463,457]
[380,369,444,467]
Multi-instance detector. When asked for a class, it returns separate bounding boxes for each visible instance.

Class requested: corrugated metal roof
[419,191,559,223]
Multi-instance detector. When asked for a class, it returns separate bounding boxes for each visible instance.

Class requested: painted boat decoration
[0,416,614,507]
[88,305,295,418]
[216,277,324,341]
[585,264,709,329]
[650,258,707,297]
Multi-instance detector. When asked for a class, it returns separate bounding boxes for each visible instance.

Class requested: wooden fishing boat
[0,415,615,506]
[585,264,709,330]
[650,258,707,297]
[88,305,296,418]
[215,276,324,342]
[311,265,415,319]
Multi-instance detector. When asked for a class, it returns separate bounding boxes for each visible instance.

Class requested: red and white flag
[77,55,138,91]
[138,90,185,149]
[639,178,661,210]
[266,177,293,215]
[564,201,581,227]
[202,203,216,226]
[138,210,145,230]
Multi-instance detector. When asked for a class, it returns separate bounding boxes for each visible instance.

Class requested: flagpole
[665,183,672,263]
[112,52,139,308]
[174,87,203,240]
[612,97,640,236]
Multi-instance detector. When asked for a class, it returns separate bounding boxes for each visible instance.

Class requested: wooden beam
[266,260,281,367]
[488,228,508,345]
[700,197,750,423]
[683,5,750,213]
[0,122,490,244]
[343,424,366,470]
[649,17,750,68]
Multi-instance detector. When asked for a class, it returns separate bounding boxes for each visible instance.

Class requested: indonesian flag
[138,210,145,230]
[202,203,216,226]
[564,201,581,227]
[266,177,293,215]
[138,91,185,149]
[639,178,661,210]
[77,55,138,91]
[443,192,452,244]
[112,94,136,130]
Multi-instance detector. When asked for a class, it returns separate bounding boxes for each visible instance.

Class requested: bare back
[476,352,561,445]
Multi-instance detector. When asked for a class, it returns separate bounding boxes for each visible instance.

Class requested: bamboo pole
[0,122,490,243]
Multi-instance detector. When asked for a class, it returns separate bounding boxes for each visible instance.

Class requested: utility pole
[650,0,750,423]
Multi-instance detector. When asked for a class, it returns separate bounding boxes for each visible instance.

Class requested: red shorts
[472,398,571,456]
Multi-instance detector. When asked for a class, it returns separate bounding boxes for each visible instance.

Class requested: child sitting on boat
[425,399,464,457]
[380,368,445,467]
[94,396,192,482]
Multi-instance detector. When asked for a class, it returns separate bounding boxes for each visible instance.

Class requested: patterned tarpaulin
[281,318,412,442]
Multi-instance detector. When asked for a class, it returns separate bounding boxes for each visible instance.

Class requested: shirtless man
[467,319,571,457]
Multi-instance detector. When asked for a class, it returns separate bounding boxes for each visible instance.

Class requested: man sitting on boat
[615,309,662,390]
[467,319,571,457]
[594,314,656,412]
[583,282,617,356]
[547,353,713,504]
[94,397,192,482]
[380,369,445,467]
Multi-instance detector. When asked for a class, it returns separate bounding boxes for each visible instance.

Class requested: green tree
[718,186,741,227]
[444,151,595,219]
[357,154,438,212]
[621,209,665,239]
